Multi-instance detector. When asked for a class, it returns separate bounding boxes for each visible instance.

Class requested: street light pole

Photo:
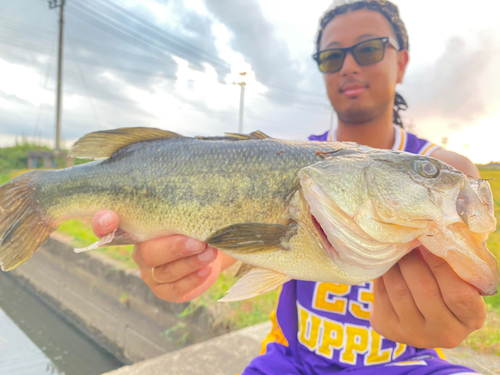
[238,82,246,133]
[49,0,65,153]
[237,72,247,133]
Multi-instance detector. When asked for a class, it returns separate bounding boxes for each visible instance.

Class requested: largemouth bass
[0,127,497,300]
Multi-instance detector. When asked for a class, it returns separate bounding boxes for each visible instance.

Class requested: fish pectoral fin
[206,223,298,254]
[219,268,290,302]
[74,228,137,253]
[70,127,183,159]
[235,262,257,278]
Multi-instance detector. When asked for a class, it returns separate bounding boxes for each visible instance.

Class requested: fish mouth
[457,178,496,234]
[310,213,340,261]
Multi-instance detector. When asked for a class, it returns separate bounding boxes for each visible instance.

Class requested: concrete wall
[11,234,228,363]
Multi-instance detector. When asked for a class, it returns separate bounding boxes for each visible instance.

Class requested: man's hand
[370,246,486,349]
[92,210,235,303]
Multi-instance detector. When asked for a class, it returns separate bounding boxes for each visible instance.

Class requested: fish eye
[414,159,439,178]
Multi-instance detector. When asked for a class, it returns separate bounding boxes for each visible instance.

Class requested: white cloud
[0,59,52,107]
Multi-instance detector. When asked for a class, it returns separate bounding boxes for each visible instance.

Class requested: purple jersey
[243,128,476,374]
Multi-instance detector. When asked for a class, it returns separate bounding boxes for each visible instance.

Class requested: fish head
[298,151,498,295]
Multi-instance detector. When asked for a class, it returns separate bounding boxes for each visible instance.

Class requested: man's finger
[149,247,217,283]
[133,235,207,268]
[152,260,222,303]
[419,247,486,330]
[382,259,425,331]
[92,210,119,238]
[371,277,401,339]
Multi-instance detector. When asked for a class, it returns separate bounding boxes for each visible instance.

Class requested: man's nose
[340,51,361,75]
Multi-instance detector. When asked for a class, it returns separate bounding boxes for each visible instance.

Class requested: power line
[94,0,229,70]
[66,3,178,65]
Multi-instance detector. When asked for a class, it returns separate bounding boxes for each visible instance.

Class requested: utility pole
[237,72,247,133]
[49,0,65,153]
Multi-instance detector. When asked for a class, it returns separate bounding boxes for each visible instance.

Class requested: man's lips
[341,85,368,98]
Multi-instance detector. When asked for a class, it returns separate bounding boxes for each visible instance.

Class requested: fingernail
[99,212,112,227]
[198,266,211,277]
[186,238,204,253]
[198,248,214,262]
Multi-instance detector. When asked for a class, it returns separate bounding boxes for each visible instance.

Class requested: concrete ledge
[11,235,228,363]
[103,322,272,375]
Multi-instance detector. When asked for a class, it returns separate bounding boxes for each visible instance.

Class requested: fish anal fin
[70,127,183,159]
[235,262,256,278]
[205,223,297,254]
[219,268,290,302]
[74,228,137,253]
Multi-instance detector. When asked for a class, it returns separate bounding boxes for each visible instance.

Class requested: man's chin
[337,108,377,125]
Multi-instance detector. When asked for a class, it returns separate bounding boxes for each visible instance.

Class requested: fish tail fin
[0,171,56,271]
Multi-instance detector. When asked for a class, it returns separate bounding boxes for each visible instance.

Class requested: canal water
[0,271,123,374]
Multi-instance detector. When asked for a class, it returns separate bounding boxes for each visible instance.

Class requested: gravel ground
[444,347,500,374]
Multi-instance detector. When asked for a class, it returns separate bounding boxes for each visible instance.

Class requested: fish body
[0,128,497,300]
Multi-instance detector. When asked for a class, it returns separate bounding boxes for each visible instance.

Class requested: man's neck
[335,113,396,150]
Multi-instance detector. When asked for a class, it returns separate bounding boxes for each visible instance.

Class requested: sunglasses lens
[317,50,344,73]
[353,39,385,66]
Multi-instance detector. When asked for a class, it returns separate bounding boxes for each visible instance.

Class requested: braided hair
[317,0,409,127]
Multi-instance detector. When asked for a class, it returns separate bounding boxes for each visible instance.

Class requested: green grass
[479,170,500,310]
[0,171,11,185]
[462,305,500,355]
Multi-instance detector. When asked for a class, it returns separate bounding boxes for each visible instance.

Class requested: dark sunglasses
[313,37,400,73]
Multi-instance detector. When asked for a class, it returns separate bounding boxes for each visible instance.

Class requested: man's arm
[430,148,480,178]
[370,149,487,348]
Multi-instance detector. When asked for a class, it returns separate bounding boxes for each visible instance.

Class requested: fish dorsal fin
[70,127,183,159]
[219,267,290,302]
[223,130,271,140]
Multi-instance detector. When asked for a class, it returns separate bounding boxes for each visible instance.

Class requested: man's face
[320,9,408,124]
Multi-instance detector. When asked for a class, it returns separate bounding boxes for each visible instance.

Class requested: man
[93,1,484,373]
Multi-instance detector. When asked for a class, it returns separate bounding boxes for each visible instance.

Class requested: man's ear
[396,50,409,84]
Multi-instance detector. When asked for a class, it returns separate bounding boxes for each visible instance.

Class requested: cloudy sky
[0,0,499,163]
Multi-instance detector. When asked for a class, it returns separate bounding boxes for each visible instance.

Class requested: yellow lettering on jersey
[349,282,374,321]
[317,319,344,359]
[312,282,351,314]
[298,304,321,351]
[393,342,407,360]
[340,324,369,365]
[365,328,392,365]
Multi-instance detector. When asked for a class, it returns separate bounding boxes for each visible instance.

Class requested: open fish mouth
[310,213,340,262]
